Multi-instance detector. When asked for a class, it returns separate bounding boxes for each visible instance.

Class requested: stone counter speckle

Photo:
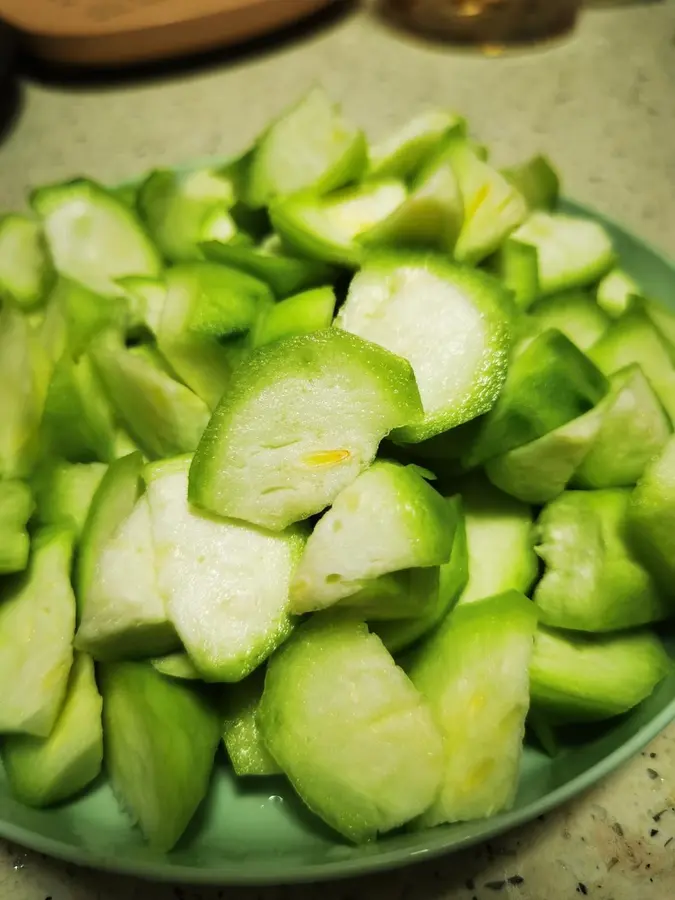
[1,2,675,898]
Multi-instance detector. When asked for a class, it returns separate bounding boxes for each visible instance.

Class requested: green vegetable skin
[408,591,537,827]
[290,460,455,614]
[534,490,670,631]
[258,617,443,843]
[2,653,103,807]
[189,329,422,530]
[337,253,513,443]
[100,661,221,851]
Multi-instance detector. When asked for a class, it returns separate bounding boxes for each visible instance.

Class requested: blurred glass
[380,0,583,45]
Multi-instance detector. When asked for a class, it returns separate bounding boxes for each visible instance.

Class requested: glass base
[380,0,581,45]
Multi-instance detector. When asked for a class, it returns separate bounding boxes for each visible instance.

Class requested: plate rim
[2,192,675,885]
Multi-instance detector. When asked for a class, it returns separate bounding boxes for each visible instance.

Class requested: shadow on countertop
[0,21,23,150]
[14,0,357,91]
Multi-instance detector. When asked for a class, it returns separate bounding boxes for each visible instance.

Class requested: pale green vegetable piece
[32,179,162,297]
[1,653,103,807]
[589,310,675,424]
[151,653,201,681]
[116,275,167,336]
[644,299,675,354]
[47,276,126,359]
[628,436,675,594]
[253,286,336,347]
[270,180,407,267]
[446,138,528,265]
[574,364,671,488]
[138,167,237,263]
[360,155,463,253]
[491,237,539,310]
[534,490,670,631]
[0,214,54,308]
[368,110,463,180]
[457,476,537,606]
[100,661,221,851]
[0,480,34,574]
[42,352,118,463]
[374,496,469,653]
[596,267,640,318]
[485,404,605,505]
[0,304,48,478]
[33,461,107,538]
[76,451,144,617]
[75,495,177,661]
[337,252,512,443]
[530,626,672,724]
[246,86,367,208]
[463,329,608,468]
[189,329,422,531]
[339,567,441,622]
[222,670,281,776]
[512,212,615,296]
[258,616,443,843]
[528,290,610,351]
[501,154,560,211]
[409,591,537,828]
[0,528,75,737]
[146,457,305,682]
[158,262,271,409]
[91,333,210,460]
[201,239,335,300]
[290,461,454,614]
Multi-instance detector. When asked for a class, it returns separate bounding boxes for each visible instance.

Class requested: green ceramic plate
[1,198,675,886]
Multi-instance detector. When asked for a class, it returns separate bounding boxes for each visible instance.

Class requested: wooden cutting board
[0,0,336,66]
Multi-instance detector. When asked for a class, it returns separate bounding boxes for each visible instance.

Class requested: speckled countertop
[1,3,675,898]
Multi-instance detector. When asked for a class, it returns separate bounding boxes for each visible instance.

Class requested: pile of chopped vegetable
[0,87,673,850]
